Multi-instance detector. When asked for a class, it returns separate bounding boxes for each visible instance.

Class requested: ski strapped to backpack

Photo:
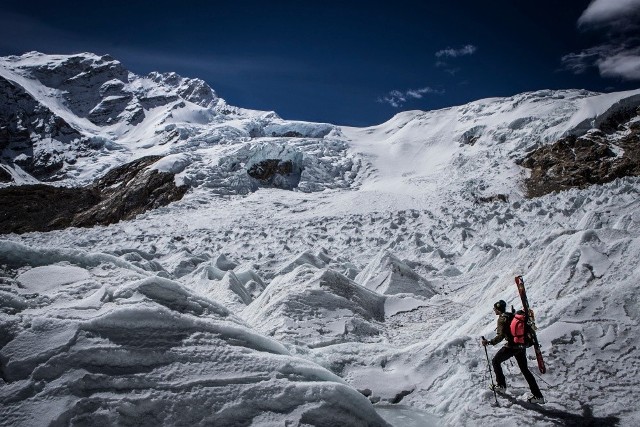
[514,275,546,374]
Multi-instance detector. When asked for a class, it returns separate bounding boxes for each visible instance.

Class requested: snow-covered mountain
[2,52,640,426]
[0,52,340,187]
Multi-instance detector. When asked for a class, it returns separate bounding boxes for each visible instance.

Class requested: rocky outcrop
[148,72,218,108]
[26,53,130,124]
[520,118,640,198]
[0,156,187,234]
[247,159,300,188]
[474,194,509,204]
[0,165,12,182]
[0,75,87,179]
[0,184,98,234]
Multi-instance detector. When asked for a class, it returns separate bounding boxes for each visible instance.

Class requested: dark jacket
[489,312,513,346]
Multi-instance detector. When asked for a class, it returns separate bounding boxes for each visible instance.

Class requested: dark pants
[492,345,543,398]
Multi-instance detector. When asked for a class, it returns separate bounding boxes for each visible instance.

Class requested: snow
[2,52,640,426]
[0,163,40,185]
[150,153,191,186]
[375,404,440,427]
[16,265,91,294]
[384,295,428,317]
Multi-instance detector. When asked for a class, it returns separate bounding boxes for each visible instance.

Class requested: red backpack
[510,310,534,347]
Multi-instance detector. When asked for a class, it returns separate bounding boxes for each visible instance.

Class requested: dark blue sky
[1,0,639,126]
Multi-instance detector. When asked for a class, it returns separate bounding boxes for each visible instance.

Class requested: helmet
[493,300,506,313]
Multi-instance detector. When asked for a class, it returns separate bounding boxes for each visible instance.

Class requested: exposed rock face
[148,71,218,108]
[22,53,131,125]
[243,144,304,190]
[247,159,300,188]
[0,156,187,234]
[0,185,99,234]
[7,53,220,127]
[520,125,640,198]
[0,52,226,182]
[73,156,187,226]
[0,75,88,179]
[474,194,509,204]
[0,164,13,182]
[520,103,640,198]
[459,125,485,146]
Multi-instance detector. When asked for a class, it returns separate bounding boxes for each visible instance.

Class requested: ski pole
[533,370,554,388]
[482,336,499,406]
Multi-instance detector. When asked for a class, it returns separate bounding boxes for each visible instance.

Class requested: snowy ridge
[2,52,640,426]
[344,88,640,199]
[243,265,387,348]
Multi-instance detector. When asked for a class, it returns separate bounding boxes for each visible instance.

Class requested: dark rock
[0,184,99,234]
[0,155,187,234]
[87,94,133,125]
[246,159,302,189]
[247,159,293,181]
[147,71,218,108]
[28,54,130,124]
[0,75,88,179]
[0,165,12,182]
[358,388,373,397]
[595,97,640,134]
[475,194,509,204]
[459,126,485,146]
[391,389,414,404]
[271,131,303,138]
[521,125,640,198]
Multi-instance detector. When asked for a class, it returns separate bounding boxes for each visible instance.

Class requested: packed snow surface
[2,53,640,426]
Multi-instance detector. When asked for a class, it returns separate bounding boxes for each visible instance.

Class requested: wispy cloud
[562,0,640,81]
[578,0,640,28]
[436,64,461,76]
[435,44,477,58]
[561,46,607,74]
[561,44,640,80]
[598,49,640,79]
[377,87,443,108]
[434,45,477,75]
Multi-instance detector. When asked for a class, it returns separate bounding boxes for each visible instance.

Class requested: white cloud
[406,87,440,98]
[597,52,640,80]
[435,45,477,58]
[563,0,640,81]
[562,44,640,80]
[578,0,640,27]
[377,87,443,108]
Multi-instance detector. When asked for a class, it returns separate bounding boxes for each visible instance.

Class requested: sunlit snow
[2,53,640,426]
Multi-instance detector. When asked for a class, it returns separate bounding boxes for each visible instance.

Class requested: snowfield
[2,53,640,426]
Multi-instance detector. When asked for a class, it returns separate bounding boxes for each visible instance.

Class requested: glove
[481,339,489,347]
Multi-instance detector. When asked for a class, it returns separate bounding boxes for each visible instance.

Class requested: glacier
[2,52,640,426]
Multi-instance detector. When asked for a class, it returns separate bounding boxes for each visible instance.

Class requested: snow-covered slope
[2,52,640,426]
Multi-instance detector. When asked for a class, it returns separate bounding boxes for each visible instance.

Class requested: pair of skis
[514,275,546,374]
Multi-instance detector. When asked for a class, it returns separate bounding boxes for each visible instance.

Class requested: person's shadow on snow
[501,394,620,426]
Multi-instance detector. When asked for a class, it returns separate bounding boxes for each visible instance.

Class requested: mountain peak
[147,70,218,108]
